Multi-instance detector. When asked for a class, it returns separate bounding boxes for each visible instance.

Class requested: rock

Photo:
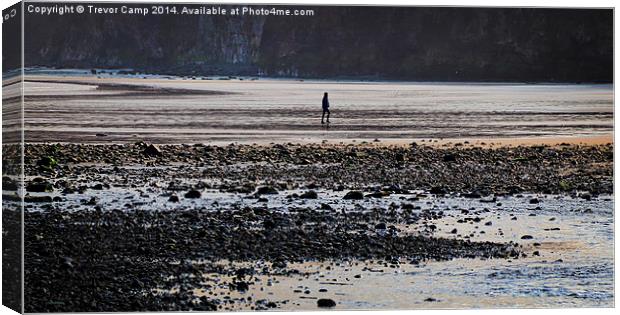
[37,156,58,169]
[272,260,287,269]
[424,297,438,302]
[450,228,458,234]
[143,144,162,156]
[367,191,390,198]
[443,153,456,162]
[234,281,249,292]
[580,193,592,201]
[256,186,279,195]
[463,191,481,198]
[299,190,318,199]
[24,195,53,203]
[26,182,54,193]
[343,191,364,200]
[263,219,276,229]
[317,298,336,308]
[529,198,539,204]
[521,235,534,240]
[62,257,75,269]
[320,203,333,210]
[168,195,180,202]
[185,190,201,199]
[375,222,387,230]
[84,197,98,205]
[430,186,447,195]
[2,177,17,191]
[484,221,492,226]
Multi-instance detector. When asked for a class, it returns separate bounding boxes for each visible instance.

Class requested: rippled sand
[22,74,612,145]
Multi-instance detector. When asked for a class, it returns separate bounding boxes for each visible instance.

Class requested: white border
[0,1,616,315]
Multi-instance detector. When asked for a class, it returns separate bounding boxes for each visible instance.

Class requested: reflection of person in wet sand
[321,92,330,124]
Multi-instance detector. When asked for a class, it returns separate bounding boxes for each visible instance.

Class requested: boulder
[299,190,318,199]
[143,144,162,156]
[184,190,201,199]
[343,191,364,200]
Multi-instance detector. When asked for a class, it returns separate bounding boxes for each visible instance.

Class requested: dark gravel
[13,142,612,312]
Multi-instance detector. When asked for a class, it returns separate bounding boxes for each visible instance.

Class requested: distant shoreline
[12,67,614,85]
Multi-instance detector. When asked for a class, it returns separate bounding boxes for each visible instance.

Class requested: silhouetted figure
[321,92,330,124]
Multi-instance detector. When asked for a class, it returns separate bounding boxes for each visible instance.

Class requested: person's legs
[322,110,326,124]
[326,109,330,123]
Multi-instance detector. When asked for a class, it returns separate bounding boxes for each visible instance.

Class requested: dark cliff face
[24,4,612,82]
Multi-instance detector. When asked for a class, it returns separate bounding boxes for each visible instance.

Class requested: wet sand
[22,74,613,145]
[10,142,613,311]
[8,72,614,311]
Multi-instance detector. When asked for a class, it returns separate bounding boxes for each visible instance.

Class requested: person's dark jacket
[322,96,329,110]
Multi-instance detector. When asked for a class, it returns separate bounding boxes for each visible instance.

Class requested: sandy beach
[22,74,613,145]
[4,73,614,311]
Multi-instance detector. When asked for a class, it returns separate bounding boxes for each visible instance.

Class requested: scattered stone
[375,223,387,230]
[343,191,364,200]
[184,190,201,199]
[443,153,456,162]
[37,156,58,169]
[430,186,447,195]
[317,299,336,308]
[2,177,18,191]
[26,181,54,193]
[367,191,390,198]
[24,195,53,203]
[256,186,279,195]
[320,203,333,211]
[299,190,318,199]
[143,144,162,156]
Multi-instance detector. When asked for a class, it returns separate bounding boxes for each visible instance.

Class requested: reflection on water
[57,184,610,310]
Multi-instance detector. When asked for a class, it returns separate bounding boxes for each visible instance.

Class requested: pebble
[184,190,202,198]
[343,191,364,200]
[317,298,336,308]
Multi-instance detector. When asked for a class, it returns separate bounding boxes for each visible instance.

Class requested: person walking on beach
[321,92,330,124]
